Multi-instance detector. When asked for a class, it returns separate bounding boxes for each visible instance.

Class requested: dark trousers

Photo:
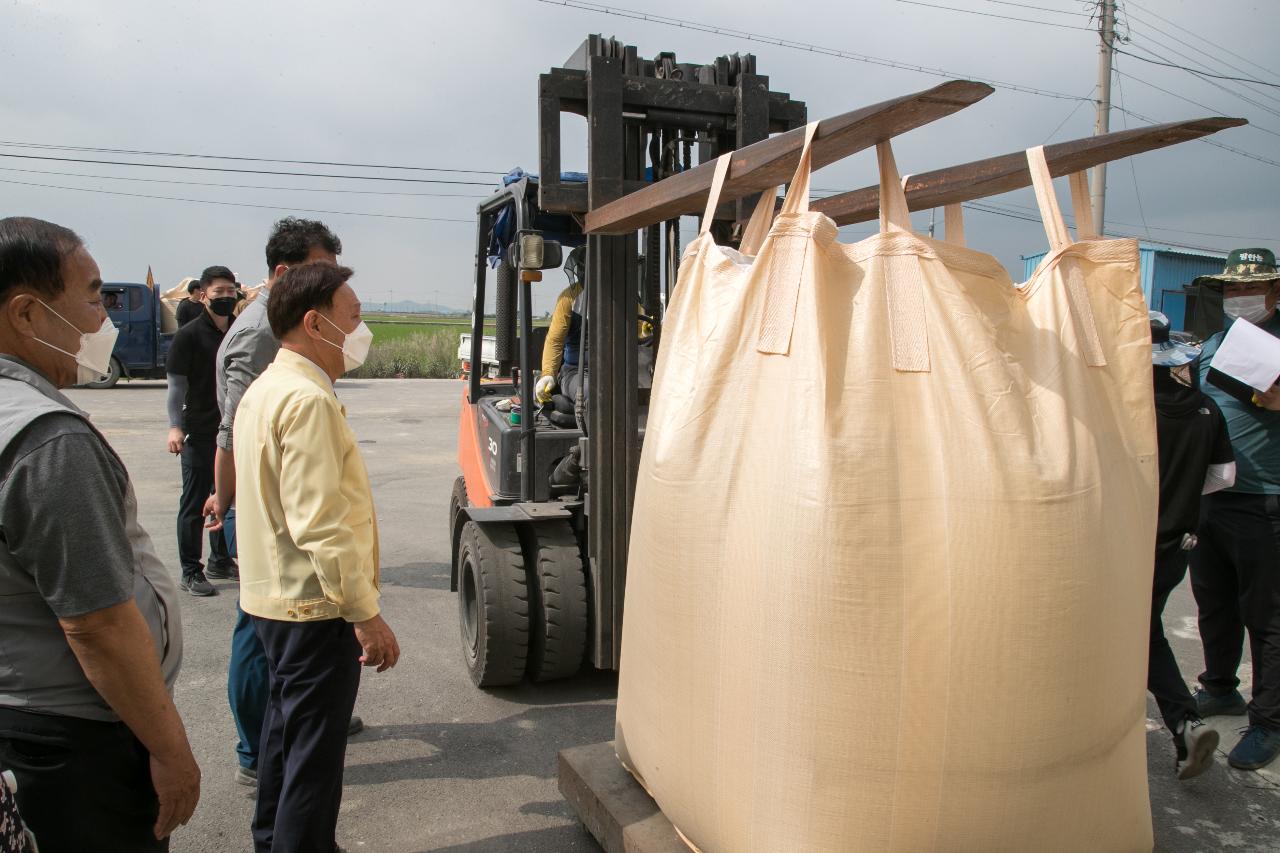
[0,707,167,853]
[1149,540,1199,733]
[223,509,270,771]
[177,435,229,575]
[1190,491,1280,730]
[252,617,361,853]
[230,602,270,770]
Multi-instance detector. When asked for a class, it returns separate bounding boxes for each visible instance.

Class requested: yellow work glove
[535,374,556,404]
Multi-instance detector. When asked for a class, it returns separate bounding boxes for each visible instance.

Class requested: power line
[1123,0,1280,82]
[976,0,1092,17]
[1118,5,1280,110]
[0,140,504,175]
[1113,64,1152,238]
[0,177,475,223]
[0,166,490,198]
[1043,85,1099,142]
[1116,69,1280,139]
[1115,28,1280,121]
[895,0,1094,31]
[1113,48,1280,89]
[0,152,497,185]
[535,0,1092,102]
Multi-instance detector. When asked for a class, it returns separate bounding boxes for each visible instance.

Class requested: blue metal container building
[1021,242,1226,331]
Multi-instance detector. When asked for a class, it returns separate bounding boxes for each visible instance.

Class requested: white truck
[457,332,501,379]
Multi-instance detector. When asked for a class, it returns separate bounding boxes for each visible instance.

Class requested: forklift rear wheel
[457,520,529,687]
[525,520,589,682]
[82,357,122,389]
[449,476,468,554]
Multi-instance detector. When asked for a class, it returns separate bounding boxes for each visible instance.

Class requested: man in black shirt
[1148,312,1236,779]
[167,266,239,596]
[175,279,205,327]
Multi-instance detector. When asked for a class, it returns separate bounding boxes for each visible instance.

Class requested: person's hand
[535,374,556,405]
[1256,384,1280,411]
[149,747,200,840]
[202,494,225,532]
[167,427,185,455]
[353,614,400,673]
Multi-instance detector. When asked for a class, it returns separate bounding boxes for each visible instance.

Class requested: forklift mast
[538,36,806,669]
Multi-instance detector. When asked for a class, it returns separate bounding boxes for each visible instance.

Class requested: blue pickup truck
[85,281,177,388]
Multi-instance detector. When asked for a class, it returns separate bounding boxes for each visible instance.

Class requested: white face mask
[318,313,374,372]
[1224,294,1272,325]
[34,300,119,384]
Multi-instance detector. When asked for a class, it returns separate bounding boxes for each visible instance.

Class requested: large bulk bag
[615,125,1157,853]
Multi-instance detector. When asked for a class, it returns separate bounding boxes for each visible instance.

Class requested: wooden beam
[584,79,994,234]
[812,117,1248,226]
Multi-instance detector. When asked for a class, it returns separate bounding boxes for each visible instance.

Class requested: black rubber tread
[83,357,122,389]
[458,520,529,687]
[494,258,516,363]
[526,520,589,682]
[449,476,468,545]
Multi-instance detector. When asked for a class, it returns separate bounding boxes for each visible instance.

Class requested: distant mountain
[366,300,466,315]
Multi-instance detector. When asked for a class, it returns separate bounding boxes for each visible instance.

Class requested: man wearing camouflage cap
[1190,247,1280,771]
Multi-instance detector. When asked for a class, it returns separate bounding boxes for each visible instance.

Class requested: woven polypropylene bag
[615,131,1157,853]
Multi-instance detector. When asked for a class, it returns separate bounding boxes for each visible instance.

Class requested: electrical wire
[1123,0,1280,82]
[0,177,475,223]
[1115,69,1280,139]
[0,140,504,175]
[1113,64,1152,238]
[0,165,490,198]
[0,152,497,185]
[895,0,1094,30]
[1114,48,1280,89]
[975,0,1092,17]
[1042,85,1099,143]
[535,0,1092,102]
[1118,5,1280,110]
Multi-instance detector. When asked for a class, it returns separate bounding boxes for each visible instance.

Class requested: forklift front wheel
[457,520,530,688]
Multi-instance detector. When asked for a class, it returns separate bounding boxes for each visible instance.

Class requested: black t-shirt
[175,298,203,327]
[167,309,226,438]
[1156,393,1234,545]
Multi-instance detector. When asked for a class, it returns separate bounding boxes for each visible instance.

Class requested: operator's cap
[1150,311,1199,367]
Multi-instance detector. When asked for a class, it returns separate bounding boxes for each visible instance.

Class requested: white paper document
[1212,318,1280,392]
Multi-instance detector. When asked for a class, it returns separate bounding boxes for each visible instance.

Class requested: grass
[355,312,552,378]
[348,327,460,379]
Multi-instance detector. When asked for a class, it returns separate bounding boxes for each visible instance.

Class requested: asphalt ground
[64,379,1280,853]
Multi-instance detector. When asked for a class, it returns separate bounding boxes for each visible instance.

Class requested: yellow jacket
[233,348,381,623]
[540,282,652,379]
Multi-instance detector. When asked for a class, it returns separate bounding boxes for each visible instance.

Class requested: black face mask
[1153,359,1202,416]
[208,296,238,317]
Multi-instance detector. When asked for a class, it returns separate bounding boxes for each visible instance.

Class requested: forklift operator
[536,246,651,407]
[537,246,587,405]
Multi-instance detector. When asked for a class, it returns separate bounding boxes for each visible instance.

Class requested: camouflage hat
[1195,247,1279,287]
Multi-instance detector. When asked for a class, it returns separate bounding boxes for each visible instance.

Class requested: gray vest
[0,356,182,721]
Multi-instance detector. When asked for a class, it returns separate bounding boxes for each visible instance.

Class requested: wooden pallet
[559,741,689,853]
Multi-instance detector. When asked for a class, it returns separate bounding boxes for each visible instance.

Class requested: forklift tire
[457,520,529,688]
[525,520,588,682]
[82,357,122,389]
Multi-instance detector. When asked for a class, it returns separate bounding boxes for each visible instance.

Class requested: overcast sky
[2,0,1277,315]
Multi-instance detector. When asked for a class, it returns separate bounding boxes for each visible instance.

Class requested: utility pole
[1092,0,1116,233]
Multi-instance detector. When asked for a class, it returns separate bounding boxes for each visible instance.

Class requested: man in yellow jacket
[233,260,398,853]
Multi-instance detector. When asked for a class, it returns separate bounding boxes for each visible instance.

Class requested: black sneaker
[1228,724,1280,771]
[179,572,217,597]
[233,766,258,787]
[205,560,239,581]
[347,716,364,737]
[1173,718,1219,780]
[1193,688,1248,718]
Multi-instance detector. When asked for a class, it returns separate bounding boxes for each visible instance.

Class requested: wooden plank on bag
[583,79,994,234]
[559,742,690,853]
[812,117,1248,226]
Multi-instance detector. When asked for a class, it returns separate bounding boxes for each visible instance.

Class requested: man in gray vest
[0,217,200,851]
